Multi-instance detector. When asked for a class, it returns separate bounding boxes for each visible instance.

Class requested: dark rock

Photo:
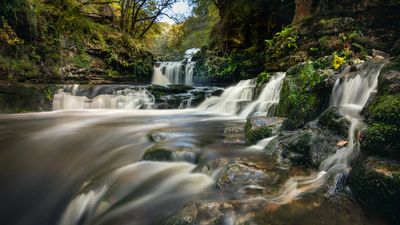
[142,145,199,164]
[280,118,297,131]
[265,122,342,168]
[0,82,59,113]
[349,156,400,224]
[318,107,351,137]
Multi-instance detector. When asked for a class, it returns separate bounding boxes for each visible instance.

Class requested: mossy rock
[0,83,59,113]
[276,61,332,126]
[266,124,341,168]
[244,117,283,145]
[364,95,400,126]
[349,156,400,224]
[361,123,400,159]
[318,107,351,137]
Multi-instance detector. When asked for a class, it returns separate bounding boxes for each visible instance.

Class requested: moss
[276,60,330,125]
[244,119,273,145]
[361,123,400,159]
[366,95,400,125]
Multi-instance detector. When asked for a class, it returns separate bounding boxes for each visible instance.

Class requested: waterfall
[271,62,384,204]
[197,79,256,115]
[152,48,200,86]
[53,86,155,110]
[197,73,286,117]
[240,72,286,118]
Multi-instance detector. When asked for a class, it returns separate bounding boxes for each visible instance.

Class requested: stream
[0,62,389,225]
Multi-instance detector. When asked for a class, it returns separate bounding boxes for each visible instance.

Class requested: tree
[119,0,179,39]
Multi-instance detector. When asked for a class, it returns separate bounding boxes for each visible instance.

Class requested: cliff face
[211,0,295,51]
[0,0,154,84]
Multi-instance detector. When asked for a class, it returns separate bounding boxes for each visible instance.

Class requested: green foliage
[256,72,270,87]
[72,53,91,68]
[265,26,299,51]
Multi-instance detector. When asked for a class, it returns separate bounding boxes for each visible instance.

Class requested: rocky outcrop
[276,59,333,126]
[349,157,400,224]
[211,0,295,51]
[349,57,400,224]
[265,121,343,168]
[0,82,59,113]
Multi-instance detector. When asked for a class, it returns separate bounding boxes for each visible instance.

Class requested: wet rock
[244,117,283,145]
[142,145,199,164]
[318,107,351,137]
[216,162,277,196]
[349,156,400,224]
[265,122,342,168]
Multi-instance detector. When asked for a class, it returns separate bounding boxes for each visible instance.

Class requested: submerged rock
[244,117,283,145]
[142,145,199,164]
[349,156,400,224]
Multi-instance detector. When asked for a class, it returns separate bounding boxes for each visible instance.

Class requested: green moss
[366,95,400,125]
[276,60,330,125]
[256,72,270,87]
[244,120,273,145]
[361,123,400,159]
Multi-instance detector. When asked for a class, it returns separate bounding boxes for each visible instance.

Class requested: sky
[160,1,192,24]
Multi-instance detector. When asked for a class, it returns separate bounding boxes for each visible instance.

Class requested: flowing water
[152,48,200,85]
[270,61,385,204]
[0,63,388,225]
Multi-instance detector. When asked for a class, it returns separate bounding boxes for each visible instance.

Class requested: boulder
[244,117,283,145]
[349,156,400,224]
[318,107,351,137]
[265,121,342,168]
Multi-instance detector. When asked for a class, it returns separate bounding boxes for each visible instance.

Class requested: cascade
[197,72,286,117]
[197,79,256,115]
[271,62,384,204]
[152,48,200,86]
[240,72,286,118]
[53,85,155,110]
